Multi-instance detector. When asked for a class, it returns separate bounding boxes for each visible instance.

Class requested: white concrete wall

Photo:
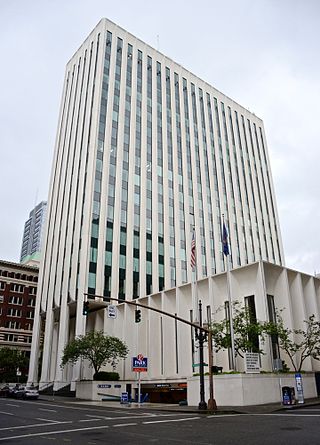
[188,373,317,406]
[76,380,127,401]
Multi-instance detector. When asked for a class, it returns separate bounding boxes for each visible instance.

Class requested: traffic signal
[135,309,141,323]
[83,301,90,316]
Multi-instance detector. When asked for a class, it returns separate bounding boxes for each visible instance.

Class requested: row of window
[2,321,32,330]
[0,307,34,318]
[0,333,32,343]
[0,270,38,282]
[0,295,35,306]
[0,282,37,294]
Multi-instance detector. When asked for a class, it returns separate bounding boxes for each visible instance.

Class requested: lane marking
[31,401,135,415]
[0,411,14,416]
[79,419,102,423]
[207,414,244,418]
[143,416,200,424]
[6,404,20,408]
[112,423,137,427]
[36,418,61,423]
[0,425,111,441]
[0,421,72,431]
[38,408,57,413]
[85,414,112,419]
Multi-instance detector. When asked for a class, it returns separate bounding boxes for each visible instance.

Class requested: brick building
[0,260,39,357]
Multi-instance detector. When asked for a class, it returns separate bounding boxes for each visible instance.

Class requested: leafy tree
[210,302,267,358]
[265,313,320,372]
[60,331,128,378]
[0,348,28,382]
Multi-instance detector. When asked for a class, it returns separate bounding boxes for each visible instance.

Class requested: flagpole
[222,215,236,371]
[191,227,198,322]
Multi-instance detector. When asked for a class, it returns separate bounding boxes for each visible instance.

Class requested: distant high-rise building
[29,19,285,389]
[20,201,47,264]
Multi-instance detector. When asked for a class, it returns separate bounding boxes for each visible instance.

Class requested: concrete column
[27,305,42,384]
[54,304,70,390]
[39,308,54,388]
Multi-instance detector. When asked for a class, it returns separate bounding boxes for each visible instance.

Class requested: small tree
[265,313,320,372]
[61,331,128,378]
[210,302,267,358]
[0,348,28,382]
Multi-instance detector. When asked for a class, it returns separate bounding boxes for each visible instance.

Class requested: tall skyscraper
[29,19,284,388]
[20,201,47,264]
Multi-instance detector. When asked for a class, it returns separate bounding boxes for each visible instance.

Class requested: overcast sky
[0,0,319,275]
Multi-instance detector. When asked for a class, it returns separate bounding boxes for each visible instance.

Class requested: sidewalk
[39,394,320,415]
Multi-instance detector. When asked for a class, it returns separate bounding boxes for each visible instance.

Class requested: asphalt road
[0,398,320,444]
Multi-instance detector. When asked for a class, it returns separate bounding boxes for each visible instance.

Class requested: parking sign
[132,354,148,372]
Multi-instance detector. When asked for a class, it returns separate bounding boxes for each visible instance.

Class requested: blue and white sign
[132,354,148,372]
[295,373,304,404]
[97,384,112,388]
[120,392,129,404]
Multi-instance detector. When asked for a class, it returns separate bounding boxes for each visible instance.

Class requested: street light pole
[196,300,207,410]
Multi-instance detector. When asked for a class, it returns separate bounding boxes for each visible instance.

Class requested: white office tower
[20,201,47,264]
[29,19,285,390]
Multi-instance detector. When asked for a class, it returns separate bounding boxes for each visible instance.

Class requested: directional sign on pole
[107,304,117,319]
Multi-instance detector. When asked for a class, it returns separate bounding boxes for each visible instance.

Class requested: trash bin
[282,386,295,405]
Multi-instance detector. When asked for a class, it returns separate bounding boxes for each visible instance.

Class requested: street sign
[107,304,117,319]
[132,354,148,372]
[97,384,111,388]
[120,392,129,404]
[192,363,208,368]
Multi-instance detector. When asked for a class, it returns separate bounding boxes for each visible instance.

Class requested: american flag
[190,230,196,270]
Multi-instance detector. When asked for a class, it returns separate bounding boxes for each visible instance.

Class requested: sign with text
[132,354,148,372]
[295,373,305,404]
[120,392,129,404]
[107,304,117,319]
[244,352,260,373]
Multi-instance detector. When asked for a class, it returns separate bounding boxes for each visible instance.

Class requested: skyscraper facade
[20,201,47,263]
[29,19,284,387]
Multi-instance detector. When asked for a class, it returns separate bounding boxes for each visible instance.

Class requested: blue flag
[222,222,229,256]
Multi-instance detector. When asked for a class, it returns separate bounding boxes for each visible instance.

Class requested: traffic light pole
[84,293,217,411]
[196,300,207,410]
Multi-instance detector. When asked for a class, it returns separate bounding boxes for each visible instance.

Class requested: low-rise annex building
[39,260,320,405]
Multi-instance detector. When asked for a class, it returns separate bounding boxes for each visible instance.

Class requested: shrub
[93,371,120,381]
